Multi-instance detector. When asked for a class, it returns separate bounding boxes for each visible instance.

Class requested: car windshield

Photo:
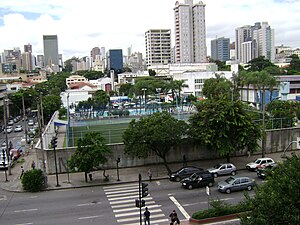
[224,177,235,184]
[254,159,261,164]
[214,163,222,169]
[190,173,198,179]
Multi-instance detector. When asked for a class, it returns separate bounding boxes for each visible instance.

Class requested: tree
[123,111,189,174]
[168,79,188,105]
[240,154,300,225]
[189,98,262,162]
[68,132,111,182]
[21,169,45,192]
[119,83,133,96]
[203,73,235,100]
[245,56,278,72]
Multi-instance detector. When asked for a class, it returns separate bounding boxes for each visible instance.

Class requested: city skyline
[0,0,299,60]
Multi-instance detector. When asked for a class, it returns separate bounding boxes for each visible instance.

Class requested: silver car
[207,163,237,178]
[218,176,256,194]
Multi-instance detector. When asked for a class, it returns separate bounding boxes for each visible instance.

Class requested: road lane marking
[14,208,38,213]
[15,223,33,225]
[0,195,7,201]
[78,215,103,220]
[113,204,161,213]
[169,196,190,219]
[77,202,102,207]
[115,209,162,218]
[122,218,169,225]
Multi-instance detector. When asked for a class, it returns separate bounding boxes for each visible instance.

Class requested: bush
[21,169,45,192]
[192,199,251,220]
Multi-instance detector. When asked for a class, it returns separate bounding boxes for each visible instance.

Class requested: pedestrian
[148,168,152,182]
[183,154,187,167]
[88,172,93,181]
[169,210,180,225]
[31,160,35,169]
[144,207,150,225]
[20,166,24,179]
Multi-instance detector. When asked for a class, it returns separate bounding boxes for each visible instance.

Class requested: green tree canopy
[123,111,189,174]
[241,154,300,225]
[189,98,262,161]
[68,132,111,182]
[245,56,278,72]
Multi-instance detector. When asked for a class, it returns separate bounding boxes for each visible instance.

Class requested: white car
[246,157,275,171]
[4,126,13,134]
[28,120,34,126]
[14,125,23,132]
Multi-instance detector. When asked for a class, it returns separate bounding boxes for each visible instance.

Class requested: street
[0,170,261,225]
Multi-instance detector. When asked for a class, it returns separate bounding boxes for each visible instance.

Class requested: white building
[66,75,88,88]
[145,29,172,67]
[174,0,207,63]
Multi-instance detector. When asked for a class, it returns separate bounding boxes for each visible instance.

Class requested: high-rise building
[90,47,101,62]
[24,43,32,53]
[235,22,275,63]
[145,29,172,67]
[174,0,207,63]
[43,35,59,67]
[22,43,33,71]
[211,37,230,62]
[107,49,123,74]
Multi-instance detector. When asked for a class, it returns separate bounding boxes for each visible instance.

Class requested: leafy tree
[119,83,133,96]
[203,73,235,100]
[189,98,262,162]
[245,56,277,72]
[41,95,62,123]
[240,154,300,225]
[266,100,299,129]
[21,169,45,192]
[148,69,156,76]
[287,54,300,74]
[167,79,188,105]
[76,70,104,80]
[68,132,111,182]
[123,111,189,174]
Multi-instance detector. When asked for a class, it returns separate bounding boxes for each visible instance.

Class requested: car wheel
[231,171,236,176]
[247,185,252,191]
[208,182,213,187]
[213,173,218,178]
[254,168,258,172]
[175,177,181,182]
[225,188,231,194]
[188,184,193,190]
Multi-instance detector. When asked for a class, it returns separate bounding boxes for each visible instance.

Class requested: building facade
[107,49,123,74]
[145,29,172,67]
[43,35,59,67]
[174,0,207,63]
[211,37,230,62]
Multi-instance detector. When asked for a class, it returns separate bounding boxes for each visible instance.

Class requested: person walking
[31,161,36,169]
[144,207,150,225]
[20,166,24,179]
[148,169,152,182]
[169,210,180,224]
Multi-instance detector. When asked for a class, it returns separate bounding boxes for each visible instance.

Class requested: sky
[0,0,299,60]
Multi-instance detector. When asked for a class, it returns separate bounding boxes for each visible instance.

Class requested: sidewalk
[1,148,298,224]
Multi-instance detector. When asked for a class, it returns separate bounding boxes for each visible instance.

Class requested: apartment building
[145,29,172,67]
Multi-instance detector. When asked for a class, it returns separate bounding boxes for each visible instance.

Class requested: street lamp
[141,88,147,113]
[116,157,120,181]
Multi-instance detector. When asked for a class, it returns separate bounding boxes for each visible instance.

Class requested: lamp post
[116,157,120,181]
[66,93,70,147]
[141,88,147,113]
[22,94,28,144]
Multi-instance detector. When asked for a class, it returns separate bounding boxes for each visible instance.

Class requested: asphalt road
[0,170,263,225]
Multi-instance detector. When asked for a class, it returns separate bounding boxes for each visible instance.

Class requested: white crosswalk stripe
[103,184,169,225]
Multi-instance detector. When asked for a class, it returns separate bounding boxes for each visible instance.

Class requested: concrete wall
[37,127,300,174]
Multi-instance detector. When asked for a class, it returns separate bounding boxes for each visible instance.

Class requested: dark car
[257,163,277,179]
[169,166,203,182]
[181,171,214,190]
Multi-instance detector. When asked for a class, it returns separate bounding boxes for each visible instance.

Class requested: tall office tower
[252,22,275,62]
[43,35,59,67]
[90,47,101,62]
[24,43,32,53]
[235,22,275,63]
[235,25,252,63]
[21,52,33,71]
[174,0,207,63]
[211,37,230,62]
[145,29,172,67]
[106,49,123,74]
[36,55,44,68]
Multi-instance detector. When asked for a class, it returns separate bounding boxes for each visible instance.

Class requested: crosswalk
[103,183,169,225]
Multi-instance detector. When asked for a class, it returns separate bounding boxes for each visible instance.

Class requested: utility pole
[4,98,11,175]
[22,94,28,143]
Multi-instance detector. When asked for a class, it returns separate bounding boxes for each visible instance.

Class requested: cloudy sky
[0,0,299,60]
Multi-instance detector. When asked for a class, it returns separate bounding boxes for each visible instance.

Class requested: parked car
[169,166,204,182]
[14,124,23,132]
[7,120,14,126]
[257,163,278,179]
[207,163,237,178]
[4,126,13,134]
[10,148,21,161]
[246,157,275,171]
[181,171,215,190]
[28,119,34,126]
[218,176,256,194]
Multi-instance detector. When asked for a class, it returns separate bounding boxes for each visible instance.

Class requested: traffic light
[141,199,145,207]
[135,199,145,208]
[51,137,58,148]
[141,182,148,198]
[135,199,140,208]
